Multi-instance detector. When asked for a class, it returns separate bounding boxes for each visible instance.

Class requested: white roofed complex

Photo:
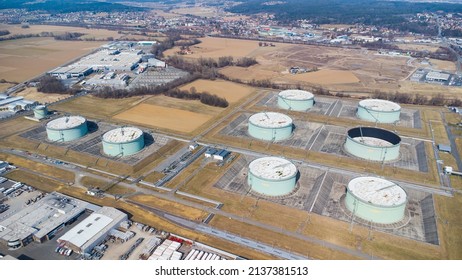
[249,157,297,180]
[58,206,127,254]
[347,177,407,207]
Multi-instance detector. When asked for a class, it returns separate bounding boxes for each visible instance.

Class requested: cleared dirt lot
[164,36,290,58]
[179,79,255,103]
[0,37,103,82]
[113,103,212,133]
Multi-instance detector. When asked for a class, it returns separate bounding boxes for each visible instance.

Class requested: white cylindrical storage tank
[277,89,314,111]
[33,105,48,120]
[345,177,407,224]
[46,116,88,142]
[344,127,401,162]
[102,127,145,157]
[247,157,298,197]
[357,99,401,123]
[248,112,293,141]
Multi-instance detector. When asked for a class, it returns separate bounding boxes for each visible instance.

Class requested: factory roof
[359,99,401,112]
[249,157,297,180]
[348,177,407,206]
[58,207,127,252]
[47,116,86,130]
[426,71,450,81]
[102,127,143,143]
[249,112,293,128]
[0,96,24,107]
[0,192,95,242]
[279,89,314,100]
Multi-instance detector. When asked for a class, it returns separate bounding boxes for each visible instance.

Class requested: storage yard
[19,116,170,165]
[257,93,422,128]
[219,112,427,172]
[213,154,438,244]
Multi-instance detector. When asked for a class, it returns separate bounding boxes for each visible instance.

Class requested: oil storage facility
[102,127,145,157]
[357,99,401,123]
[248,112,293,141]
[46,116,88,142]
[344,177,407,224]
[33,105,48,120]
[247,157,298,197]
[277,89,314,111]
[344,127,401,161]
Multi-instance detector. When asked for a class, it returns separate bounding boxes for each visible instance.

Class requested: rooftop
[359,99,401,112]
[0,192,96,242]
[348,177,407,206]
[249,157,297,180]
[47,116,86,130]
[102,127,143,143]
[279,89,314,100]
[249,112,293,128]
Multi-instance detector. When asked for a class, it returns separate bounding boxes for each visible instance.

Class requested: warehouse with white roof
[57,206,127,254]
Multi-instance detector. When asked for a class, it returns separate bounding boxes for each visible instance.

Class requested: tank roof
[47,116,86,130]
[279,89,314,100]
[352,136,393,147]
[249,112,293,128]
[103,127,143,143]
[249,157,297,180]
[359,99,401,112]
[34,105,46,110]
[348,177,406,206]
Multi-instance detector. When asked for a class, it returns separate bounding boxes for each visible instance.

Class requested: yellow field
[0,24,122,40]
[15,87,70,103]
[429,59,457,72]
[0,37,103,82]
[179,79,255,103]
[0,82,15,91]
[285,69,360,85]
[113,103,212,133]
[396,43,440,53]
[51,95,145,119]
[164,36,290,58]
[143,95,224,116]
[171,7,219,17]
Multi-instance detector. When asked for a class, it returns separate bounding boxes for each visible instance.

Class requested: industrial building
[74,49,142,72]
[48,65,93,80]
[345,177,407,224]
[344,127,401,162]
[102,127,145,157]
[0,192,94,249]
[425,71,451,83]
[86,72,130,88]
[248,112,293,141]
[57,206,127,254]
[277,89,314,111]
[46,116,88,142]
[247,157,298,197]
[0,96,38,113]
[357,99,401,124]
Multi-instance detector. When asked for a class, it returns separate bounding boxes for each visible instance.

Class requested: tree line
[36,76,77,94]
[95,85,228,108]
